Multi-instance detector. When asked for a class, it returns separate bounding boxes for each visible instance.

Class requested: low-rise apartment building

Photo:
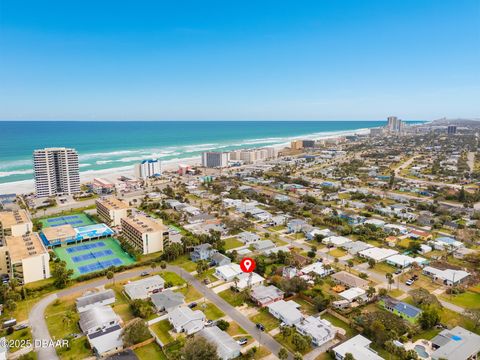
[121,215,167,254]
[0,210,33,245]
[96,197,130,227]
[3,232,50,284]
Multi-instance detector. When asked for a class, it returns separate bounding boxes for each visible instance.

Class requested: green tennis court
[53,238,135,277]
[40,213,96,228]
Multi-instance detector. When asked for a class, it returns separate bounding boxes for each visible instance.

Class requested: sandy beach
[0,128,371,195]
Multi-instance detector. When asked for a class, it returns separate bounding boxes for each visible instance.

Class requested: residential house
[287,219,308,233]
[79,306,123,355]
[295,316,336,347]
[168,306,205,335]
[151,290,185,312]
[331,334,383,360]
[198,326,241,360]
[253,240,276,252]
[124,275,165,300]
[190,244,216,262]
[341,241,373,255]
[211,252,231,266]
[358,247,398,263]
[431,326,480,360]
[237,231,260,244]
[331,271,369,289]
[338,287,367,303]
[282,266,298,279]
[422,266,470,286]
[214,263,242,282]
[379,297,422,324]
[385,254,427,268]
[268,300,303,326]
[322,236,352,247]
[300,262,333,278]
[76,289,115,313]
[234,272,264,291]
[250,285,284,307]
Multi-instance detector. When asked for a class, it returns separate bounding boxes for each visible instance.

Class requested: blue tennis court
[40,213,96,228]
[53,238,136,277]
[71,249,114,263]
[66,241,106,254]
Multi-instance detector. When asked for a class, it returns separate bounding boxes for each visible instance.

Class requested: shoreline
[0,127,371,195]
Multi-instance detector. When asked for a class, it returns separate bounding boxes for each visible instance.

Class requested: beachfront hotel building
[134,159,162,179]
[96,197,131,227]
[120,215,168,254]
[0,210,33,246]
[33,147,80,197]
[201,151,229,168]
[228,147,277,164]
[1,232,50,284]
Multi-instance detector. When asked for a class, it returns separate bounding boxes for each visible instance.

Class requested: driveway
[29,293,59,360]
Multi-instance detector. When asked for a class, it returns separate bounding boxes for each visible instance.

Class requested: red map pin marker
[240,257,256,273]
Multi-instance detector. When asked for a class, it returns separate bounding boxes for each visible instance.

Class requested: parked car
[206,320,214,327]
[394,269,402,275]
[203,278,210,285]
[14,324,28,331]
[405,279,414,286]
[237,338,248,346]
[256,323,265,331]
[188,302,198,308]
[412,274,419,280]
[140,271,149,277]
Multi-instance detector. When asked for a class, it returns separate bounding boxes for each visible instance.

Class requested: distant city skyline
[0,0,479,120]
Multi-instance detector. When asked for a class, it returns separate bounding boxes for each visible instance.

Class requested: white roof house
[198,326,241,360]
[76,289,115,313]
[431,326,480,360]
[341,241,373,255]
[384,223,409,234]
[423,266,470,286]
[305,228,335,241]
[359,247,398,262]
[88,325,123,356]
[235,272,265,290]
[253,240,276,251]
[322,236,352,247]
[124,275,165,300]
[385,254,427,268]
[268,300,303,326]
[79,306,122,335]
[363,219,385,227]
[250,285,284,307]
[214,263,243,282]
[332,334,383,360]
[301,262,333,278]
[168,306,205,335]
[237,231,260,244]
[339,287,367,303]
[295,316,336,347]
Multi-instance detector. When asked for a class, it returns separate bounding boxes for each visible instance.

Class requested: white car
[405,279,414,286]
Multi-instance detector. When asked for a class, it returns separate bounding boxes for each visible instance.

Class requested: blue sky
[0,0,479,120]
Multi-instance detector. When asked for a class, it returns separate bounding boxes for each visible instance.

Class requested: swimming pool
[414,344,429,358]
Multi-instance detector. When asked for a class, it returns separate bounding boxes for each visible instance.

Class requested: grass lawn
[274,238,288,246]
[224,237,244,250]
[195,268,217,283]
[372,262,397,275]
[106,283,135,323]
[219,288,245,307]
[134,342,167,360]
[315,352,334,360]
[328,248,347,258]
[412,328,441,342]
[274,333,312,355]
[45,297,81,340]
[150,320,174,345]
[440,291,480,309]
[388,289,404,298]
[170,255,197,272]
[249,309,280,331]
[253,346,271,359]
[176,285,202,302]
[200,302,225,320]
[158,271,186,286]
[321,313,358,338]
[56,337,92,360]
[4,328,33,352]
[226,322,248,337]
[270,225,286,232]
[292,296,317,315]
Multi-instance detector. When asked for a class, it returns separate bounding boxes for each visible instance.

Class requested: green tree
[368,258,376,268]
[130,299,154,319]
[278,348,288,360]
[181,337,221,360]
[52,260,74,289]
[291,333,309,352]
[106,271,114,285]
[293,352,303,360]
[122,319,152,346]
[344,353,356,360]
[216,319,230,331]
[419,306,440,330]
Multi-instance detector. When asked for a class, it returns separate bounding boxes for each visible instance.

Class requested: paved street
[29,293,59,360]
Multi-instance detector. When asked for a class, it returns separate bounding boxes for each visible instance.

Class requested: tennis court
[53,238,135,277]
[40,213,96,228]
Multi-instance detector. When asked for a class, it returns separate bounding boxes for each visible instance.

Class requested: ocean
[0,120,420,185]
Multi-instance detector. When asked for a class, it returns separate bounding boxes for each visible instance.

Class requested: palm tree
[106,271,114,285]
[63,310,74,329]
[366,286,376,299]
[385,273,393,291]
